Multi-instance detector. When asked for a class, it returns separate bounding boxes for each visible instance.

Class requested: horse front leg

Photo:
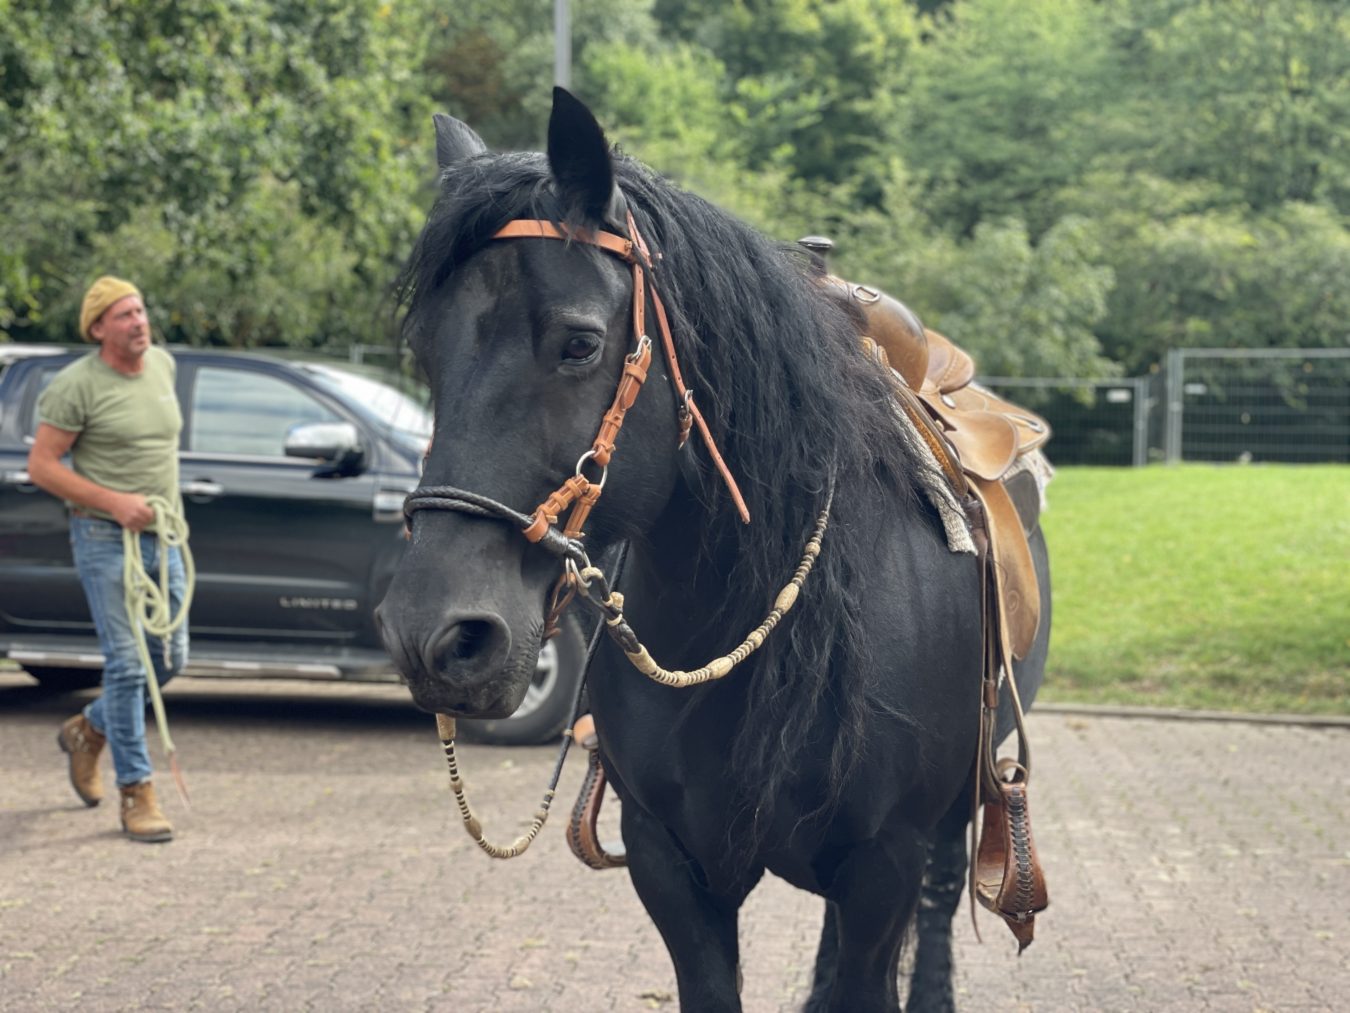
[803,902,840,1013]
[905,792,971,1012]
[622,802,755,1012]
[809,829,929,1013]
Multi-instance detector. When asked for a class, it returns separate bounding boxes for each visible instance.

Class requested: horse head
[376,89,684,717]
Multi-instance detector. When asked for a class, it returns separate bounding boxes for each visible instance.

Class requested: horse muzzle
[374,603,534,718]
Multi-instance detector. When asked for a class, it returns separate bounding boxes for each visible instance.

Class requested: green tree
[893,0,1349,372]
[1098,0,1350,214]
[585,43,839,240]
[651,0,920,198]
[1093,202,1350,371]
[1,0,437,347]
[422,0,661,150]
[859,214,1117,378]
[898,0,1112,238]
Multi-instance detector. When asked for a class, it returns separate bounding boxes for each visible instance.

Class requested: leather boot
[119,781,174,843]
[57,713,106,807]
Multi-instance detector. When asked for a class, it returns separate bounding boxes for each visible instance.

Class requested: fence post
[1132,377,1149,467]
[1164,348,1185,464]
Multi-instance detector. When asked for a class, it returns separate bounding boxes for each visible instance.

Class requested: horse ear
[547,87,624,225]
[433,113,487,170]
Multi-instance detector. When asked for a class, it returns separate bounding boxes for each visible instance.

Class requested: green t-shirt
[37,346,183,521]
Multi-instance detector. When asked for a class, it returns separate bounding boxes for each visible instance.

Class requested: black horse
[376,89,1050,1012]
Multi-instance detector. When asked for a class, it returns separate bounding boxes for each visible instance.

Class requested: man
[28,276,188,843]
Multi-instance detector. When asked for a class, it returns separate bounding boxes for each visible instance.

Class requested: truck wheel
[457,616,588,746]
[23,666,102,692]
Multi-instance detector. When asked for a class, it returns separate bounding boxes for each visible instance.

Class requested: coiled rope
[121,494,195,805]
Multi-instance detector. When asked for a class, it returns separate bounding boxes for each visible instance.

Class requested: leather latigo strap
[965,490,1048,951]
[522,365,645,541]
[858,320,1049,945]
[972,476,1040,660]
[592,331,653,467]
[524,474,594,543]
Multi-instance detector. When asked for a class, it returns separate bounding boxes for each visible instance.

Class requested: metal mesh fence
[1163,348,1349,464]
[982,348,1349,466]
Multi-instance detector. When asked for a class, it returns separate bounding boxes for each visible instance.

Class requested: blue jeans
[70,517,189,787]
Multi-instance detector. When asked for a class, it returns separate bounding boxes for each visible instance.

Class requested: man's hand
[108,492,155,532]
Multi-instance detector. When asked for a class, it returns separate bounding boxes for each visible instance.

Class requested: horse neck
[617,481,741,669]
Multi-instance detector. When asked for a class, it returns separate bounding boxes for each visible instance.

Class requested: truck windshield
[302,364,432,444]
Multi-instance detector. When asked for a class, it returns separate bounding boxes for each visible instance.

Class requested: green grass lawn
[1039,464,1348,715]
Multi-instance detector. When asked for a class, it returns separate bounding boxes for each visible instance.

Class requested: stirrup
[565,714,626,869]
[974,758,1048,952]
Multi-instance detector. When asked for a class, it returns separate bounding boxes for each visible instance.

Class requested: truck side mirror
[285,421,365,474]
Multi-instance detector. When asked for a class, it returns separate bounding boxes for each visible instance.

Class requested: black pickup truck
[0,344,584,745]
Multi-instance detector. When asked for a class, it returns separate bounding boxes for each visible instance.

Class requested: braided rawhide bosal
[576,491,832,688]
[435,713,572,858]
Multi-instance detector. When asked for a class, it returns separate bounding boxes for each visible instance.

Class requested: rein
[407,210,834,858]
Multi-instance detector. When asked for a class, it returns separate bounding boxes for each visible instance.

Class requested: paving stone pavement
[1,672,1346,1012]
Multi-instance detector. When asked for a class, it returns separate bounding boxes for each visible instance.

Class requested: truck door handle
[373,489,410,523]
[181,479,224,500]
[2,469,37,490]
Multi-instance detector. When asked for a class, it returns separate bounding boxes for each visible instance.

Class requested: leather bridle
[404,210,749,571]
[408,207,835,867]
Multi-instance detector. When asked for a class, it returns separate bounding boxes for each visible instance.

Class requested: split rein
[404,212,834,859]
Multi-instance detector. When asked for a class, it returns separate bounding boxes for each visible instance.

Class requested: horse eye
[562,335,601,362]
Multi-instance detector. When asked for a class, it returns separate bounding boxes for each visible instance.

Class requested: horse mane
[400,148,933,842]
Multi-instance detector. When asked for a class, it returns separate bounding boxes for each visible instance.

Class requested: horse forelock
[399,153,551,328]
[400,152,631,324]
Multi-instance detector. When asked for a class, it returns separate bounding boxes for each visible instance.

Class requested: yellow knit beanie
[79,276,142,341]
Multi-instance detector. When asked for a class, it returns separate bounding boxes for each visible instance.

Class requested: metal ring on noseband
[564,556,592,588]
[574,450,608,491]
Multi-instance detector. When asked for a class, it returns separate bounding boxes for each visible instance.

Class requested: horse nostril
[448,620,492,660]
[428,616,506,673]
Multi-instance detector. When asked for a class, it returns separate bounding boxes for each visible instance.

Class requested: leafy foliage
[2,0,1346,375]
[1,0,436,347]
[900,0,1112,238]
